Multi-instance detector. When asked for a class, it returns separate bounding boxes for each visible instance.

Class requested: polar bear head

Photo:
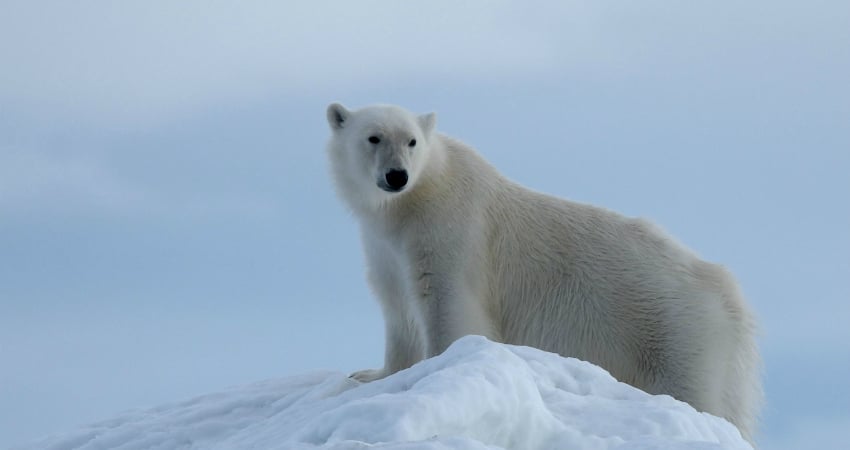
[326,103,436,211]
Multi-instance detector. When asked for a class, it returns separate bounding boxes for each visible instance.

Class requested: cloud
[0,147,148,215]
[0,146,277,219]
[0,1,555,126]
[2,1,847,128]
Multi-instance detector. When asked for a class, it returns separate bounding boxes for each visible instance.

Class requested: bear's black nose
[384,169,408,191]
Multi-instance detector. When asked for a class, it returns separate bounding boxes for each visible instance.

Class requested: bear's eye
[408,139,416,147]
[368,136,380,144]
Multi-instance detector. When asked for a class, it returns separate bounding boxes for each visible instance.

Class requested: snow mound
[15,336,752,450]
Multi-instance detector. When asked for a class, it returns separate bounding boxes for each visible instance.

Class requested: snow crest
[15,336,752,450]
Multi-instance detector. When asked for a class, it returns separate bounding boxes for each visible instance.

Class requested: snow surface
[13,336,752,450]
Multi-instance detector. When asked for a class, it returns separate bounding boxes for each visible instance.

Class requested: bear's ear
[418,112,436,136]
[327,103,350,130]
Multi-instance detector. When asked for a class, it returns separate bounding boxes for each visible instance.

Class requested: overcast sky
[1,1,848,449]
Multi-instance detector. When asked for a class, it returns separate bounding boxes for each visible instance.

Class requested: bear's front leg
[350,310,424,382]
[351,241,425,383]
[417,266,496,358]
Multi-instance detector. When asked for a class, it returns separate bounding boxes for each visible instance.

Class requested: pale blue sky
[1,2,848,448]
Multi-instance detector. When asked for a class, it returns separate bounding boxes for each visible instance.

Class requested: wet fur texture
[325,103,762,444]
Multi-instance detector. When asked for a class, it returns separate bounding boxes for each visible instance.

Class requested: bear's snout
[382,169,408,192]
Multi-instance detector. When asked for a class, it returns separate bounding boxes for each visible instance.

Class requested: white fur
[325,103,762,444]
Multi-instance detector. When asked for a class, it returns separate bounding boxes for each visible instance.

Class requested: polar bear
[325,103,762,444]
